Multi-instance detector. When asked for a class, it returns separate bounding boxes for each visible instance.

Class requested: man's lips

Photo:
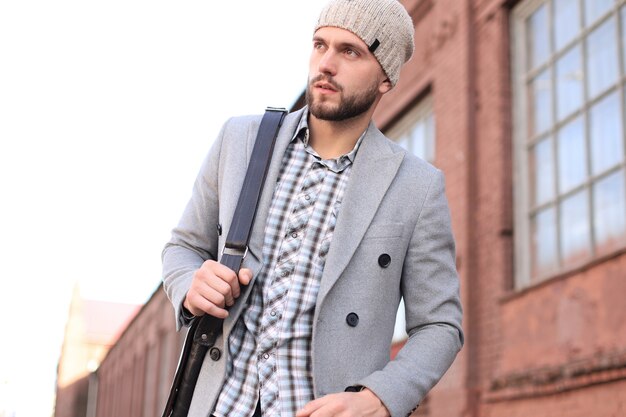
[314,81,339,94]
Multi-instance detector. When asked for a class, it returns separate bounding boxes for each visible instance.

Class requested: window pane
[585,0,614,26]
[425,112,435,162]
[530,70,553,135]
[586,19,619,98]
[528,4,550,69]
[558,116,587,192]
[388,97,435,163]
[532,207,559,276]
[410,120,427,160]
[533,207,558,275]
[593,170,626,251]
[622,6,626,73]
[590,91,624,174]
[560,190,591,262]
[556,46,583,121]
[555,0,581,51]
[397,134,410,151]
[532,137,555,206]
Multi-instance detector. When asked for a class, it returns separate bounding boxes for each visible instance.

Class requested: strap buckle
[221,244,249,259]
[265,106,287,113]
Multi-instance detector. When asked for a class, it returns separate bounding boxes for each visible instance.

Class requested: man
[162,0,464,416]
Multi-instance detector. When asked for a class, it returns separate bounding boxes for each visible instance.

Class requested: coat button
[209,347,221,361]
[346,313,359,327]
[378,253,391,268]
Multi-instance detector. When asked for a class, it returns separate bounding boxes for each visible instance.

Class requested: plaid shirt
[213,112,364,417]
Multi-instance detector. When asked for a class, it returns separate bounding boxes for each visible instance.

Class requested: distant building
[93,286,184,417]
[91,0,626,416]
[55,286,139,417]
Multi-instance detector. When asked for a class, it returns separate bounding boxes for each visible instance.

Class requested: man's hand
[183,260,252,319]
[295,389,390,417]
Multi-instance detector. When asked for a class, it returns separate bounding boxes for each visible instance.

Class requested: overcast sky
[0,1,329,415]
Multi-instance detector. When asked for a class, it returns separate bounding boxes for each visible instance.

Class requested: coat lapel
[317,123,404,304]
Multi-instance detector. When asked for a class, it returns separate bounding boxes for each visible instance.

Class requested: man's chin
[309,102,342,120]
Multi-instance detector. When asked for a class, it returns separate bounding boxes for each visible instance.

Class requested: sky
[0,1,329,415]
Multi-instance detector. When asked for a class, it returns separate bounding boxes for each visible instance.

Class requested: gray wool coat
[162,107,464,417]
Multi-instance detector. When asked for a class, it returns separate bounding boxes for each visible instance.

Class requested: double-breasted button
[209,347,221,361]
[346,312,359,327]
[378,253,391,268]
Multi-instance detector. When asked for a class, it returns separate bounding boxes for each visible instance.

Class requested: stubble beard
[306,75,379,122]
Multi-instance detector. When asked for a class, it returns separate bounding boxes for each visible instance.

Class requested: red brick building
[85,0,626,416]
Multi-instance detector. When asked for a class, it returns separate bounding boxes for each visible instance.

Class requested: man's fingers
[297,392,387,417]
[200,275,235,306]
[239,268,253,286]
[187,289,229,319]
[185,261,255,320]
[296,396,328,417]
[205,260,241,299]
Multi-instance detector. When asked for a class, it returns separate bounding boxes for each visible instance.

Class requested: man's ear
[379,78,393,94]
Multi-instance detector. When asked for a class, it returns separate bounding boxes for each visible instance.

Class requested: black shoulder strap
[220,107,287,272]
[163,107,287,417]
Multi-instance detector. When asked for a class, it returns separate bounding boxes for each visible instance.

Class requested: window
[386,95,436,163]
[512,0,626,287]
[386,95,436,342]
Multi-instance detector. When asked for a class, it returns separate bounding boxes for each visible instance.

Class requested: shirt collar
[291,107,367,169]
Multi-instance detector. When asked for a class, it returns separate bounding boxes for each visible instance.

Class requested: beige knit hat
[314,0,415,86]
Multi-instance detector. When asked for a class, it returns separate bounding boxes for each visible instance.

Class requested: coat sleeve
[357,169,464,417]
[161,119,230,331]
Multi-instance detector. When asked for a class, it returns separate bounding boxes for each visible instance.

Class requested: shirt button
[270,310,277,317]
[291,232,298,238]
[263,353,270,360]
[305,194,311,200]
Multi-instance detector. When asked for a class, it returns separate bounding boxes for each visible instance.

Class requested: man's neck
[307,112,372,160]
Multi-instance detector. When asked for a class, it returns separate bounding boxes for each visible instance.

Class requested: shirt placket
[257,162,325,416]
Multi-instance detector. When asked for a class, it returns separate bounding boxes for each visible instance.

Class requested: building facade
[87,0,626,416]
[55,287,139,417]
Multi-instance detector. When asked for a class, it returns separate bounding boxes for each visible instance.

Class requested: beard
[306,75,379,121]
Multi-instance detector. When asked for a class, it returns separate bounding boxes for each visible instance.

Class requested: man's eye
[345,49,358,57]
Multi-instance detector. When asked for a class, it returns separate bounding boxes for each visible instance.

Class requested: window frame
[386,94,436,163]
[511,0,626,288]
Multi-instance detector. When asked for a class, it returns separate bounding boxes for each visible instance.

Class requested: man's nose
[318,50,337,75]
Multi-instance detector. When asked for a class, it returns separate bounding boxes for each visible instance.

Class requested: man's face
[306,27,391,121]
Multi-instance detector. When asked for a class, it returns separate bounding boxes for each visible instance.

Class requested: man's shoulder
[220,113,263,136]
[219,108,303,141]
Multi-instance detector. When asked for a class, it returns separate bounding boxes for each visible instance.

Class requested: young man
[162,0,464,416]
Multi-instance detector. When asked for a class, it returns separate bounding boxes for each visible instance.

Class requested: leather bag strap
[220,107,287,272]
[162,107,287,417]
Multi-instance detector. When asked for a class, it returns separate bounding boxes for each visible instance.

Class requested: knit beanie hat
[315,0,415,86]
